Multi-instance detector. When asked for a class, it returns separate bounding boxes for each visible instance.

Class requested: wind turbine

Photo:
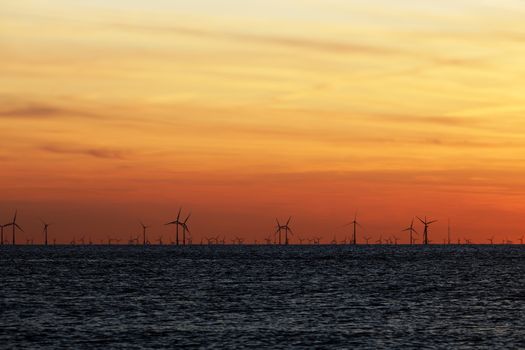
[140,221,150,246]
[488,236,494,245]
[4,210,23,246]
[402,218,418,245]
[277,217,293,245]
[344,212,362,245]
[165,208,184,245]
[519,236,524,245]
[181,213,191,245]
[417,216,437,245]
[275,219,283,245]
[40,219,52,246]
[0,224,5,245]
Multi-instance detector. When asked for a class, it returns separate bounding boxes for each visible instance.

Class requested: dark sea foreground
[1,245,525,349]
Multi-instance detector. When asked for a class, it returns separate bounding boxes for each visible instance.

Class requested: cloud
[0,105,65,118]
[0,103,96,119]
[113,23,405,56]
[39,144,131,160]
[369,114,481,127]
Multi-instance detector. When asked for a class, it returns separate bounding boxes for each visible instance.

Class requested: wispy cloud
[40,144,131,160]
[0,103,96,119]
[112,23,405,56]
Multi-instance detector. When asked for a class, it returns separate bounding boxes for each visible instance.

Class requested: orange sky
[2,0,525,244]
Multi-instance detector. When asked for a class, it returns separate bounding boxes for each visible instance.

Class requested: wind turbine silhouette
[402,218,418,245]
[276,217,293,245]
[519,235,524,245]
[344,212,362,245]
[275,219,283,244]
[140,221,150,246]
[488,236,494,245]
[417,216,437,245]
[4,210,23,246]
[40,219,52,246]
[181,213,191,245]
[165,208,186,245]
[0,224,5,245]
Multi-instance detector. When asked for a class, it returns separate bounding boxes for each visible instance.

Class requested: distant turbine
[402,218,418,245]
[363,236,371,245]
[40,219,52,246]
[181,213,191,245]
[275,217,293,245]
[275,219,282,244]
[344,211,362,245]
[165,208,185,245]
[417,216,437,245]
[4,210,23,246]
[140,221,150,246]
[488,236,494,245]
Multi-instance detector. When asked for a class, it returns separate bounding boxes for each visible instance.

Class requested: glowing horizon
[2,0,525,244]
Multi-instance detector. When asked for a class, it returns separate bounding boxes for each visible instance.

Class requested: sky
[2,0,525,244]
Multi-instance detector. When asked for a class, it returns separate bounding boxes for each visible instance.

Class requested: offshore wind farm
[3,0,525,348]
[3,208,525,246]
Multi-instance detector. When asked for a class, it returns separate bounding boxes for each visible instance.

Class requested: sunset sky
[2,0,525,244]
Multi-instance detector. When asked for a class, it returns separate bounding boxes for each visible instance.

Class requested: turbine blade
[184,213,191,223]
[286,216,292,225]
[416,216,425,224]
[15,224,23,232]
[428,220,438,224]
[177,207,182,220]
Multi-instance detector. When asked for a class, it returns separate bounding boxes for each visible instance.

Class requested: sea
[1,245,525,349]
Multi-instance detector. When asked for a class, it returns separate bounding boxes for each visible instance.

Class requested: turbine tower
[402,218,418,245]
[140,221,150,246]
[165,207,184,245]
[276,217,293,245]
[5,210,23,246]
[344,212,362,245]
[40,219,52,246]
[181,213,191,245]
[275,219,282,245]
[417,216,437,245]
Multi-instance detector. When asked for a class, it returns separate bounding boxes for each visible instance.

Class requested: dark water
[1,245,525,349]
